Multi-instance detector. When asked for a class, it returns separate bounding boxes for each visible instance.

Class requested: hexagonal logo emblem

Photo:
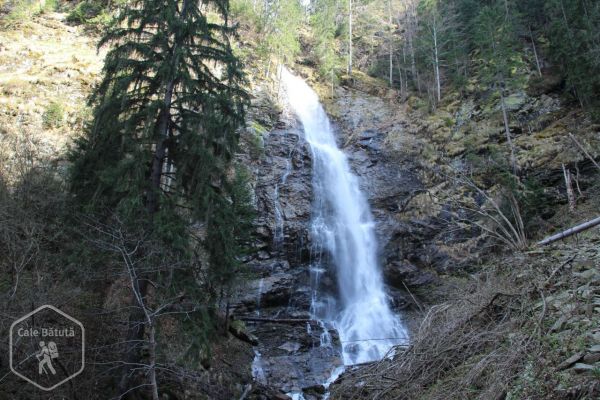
[10,305,85,391]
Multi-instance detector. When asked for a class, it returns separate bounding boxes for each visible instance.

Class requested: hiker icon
[36,341,58,376]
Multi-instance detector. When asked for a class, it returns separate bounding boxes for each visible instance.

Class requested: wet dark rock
[387,286,412,310]
[238,84,471,397]
[583,353,600,364]
[572,363,597,373]
[384,261,435,288]
[247,320,343,393]
[278,341,302,353]
[303,384,326,395]
[231,272,297,313]
[256,274,295,307]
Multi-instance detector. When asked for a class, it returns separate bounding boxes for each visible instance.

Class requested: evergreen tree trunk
[119,279,149,394]
[121,5,180,391]
[148,79,175,215]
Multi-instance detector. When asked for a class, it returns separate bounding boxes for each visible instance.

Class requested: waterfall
[273,158,292,251]
[252,350,267,385]
[280,67,408,365]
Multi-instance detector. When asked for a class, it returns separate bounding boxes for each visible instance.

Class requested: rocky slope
[0,11,104,169]
[233,63,600,398]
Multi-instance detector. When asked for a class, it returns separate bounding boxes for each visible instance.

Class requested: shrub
[66,0,102,24]
[1,0,36,28]
[42,101,64,129]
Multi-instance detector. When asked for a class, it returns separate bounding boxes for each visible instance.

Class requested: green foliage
[230,0,261,26]
[231,0,303,67]
[1,0,57,27]
[246,121,266,158]
[67,0,105,24]
[472,1,525,91]
[42,101,64,128]
[543,0,600,112]
[204,165,255,292]
[311,0,343,80]
[69,0,251,332]
[67,0,253,392]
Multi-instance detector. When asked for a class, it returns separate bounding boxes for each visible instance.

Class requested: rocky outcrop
[325,86,455,293]
[233,90,345,396]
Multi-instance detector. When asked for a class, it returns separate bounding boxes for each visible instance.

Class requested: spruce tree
[473,1,524,174]
[68,0,249,395]
[416,0,464,105]
[545,0,600,113]
[311,0,342,88]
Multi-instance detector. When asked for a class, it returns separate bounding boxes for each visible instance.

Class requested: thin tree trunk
[395,53,404,97]
[118,279,148,394]
[406,5,417,90]
[148,323,159,400]
[562,164,576,212]
[120,0,184,384]
[433,13,441,103]
[148,79,175,215]
[499,87,517,175]
[239,317,318,325]
[348,0,353,75]
[331,69,335,97]
[568,132,600,171]
[388,0,393,87]
[122,80,174,395]
[559,0,584,107]
[529,26,542,77]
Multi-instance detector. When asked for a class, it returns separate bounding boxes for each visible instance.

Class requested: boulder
[556,352,583,370]
[572,363,597,373]
[384,261,435,288]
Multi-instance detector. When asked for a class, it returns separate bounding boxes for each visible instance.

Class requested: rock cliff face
[233,91,343,396]
[326,87,442,293]
[233,81,445,397]
[234,68,600,397]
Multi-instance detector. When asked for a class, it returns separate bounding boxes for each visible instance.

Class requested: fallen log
[239,316,319,325]
[229,324,259,345]
[537,216,600,246]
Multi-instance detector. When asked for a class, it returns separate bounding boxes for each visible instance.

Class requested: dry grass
[331,244,600,400]
[332,271,533,400]
[0,11,103,166]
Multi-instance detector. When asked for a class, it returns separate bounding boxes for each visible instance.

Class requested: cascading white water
[273,158,292,250]
[280,67,408,365]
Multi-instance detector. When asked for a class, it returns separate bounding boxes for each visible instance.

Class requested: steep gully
[233,68,437,398]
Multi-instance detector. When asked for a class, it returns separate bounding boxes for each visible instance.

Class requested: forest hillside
[0,0,599,399]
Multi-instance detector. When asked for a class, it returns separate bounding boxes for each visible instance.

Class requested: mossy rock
[340,70,389,96]
[527,73,563,97]
[408,95,427,110]
[504,92,528,112]
[535,123,567,139]
[446,142,466,157]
